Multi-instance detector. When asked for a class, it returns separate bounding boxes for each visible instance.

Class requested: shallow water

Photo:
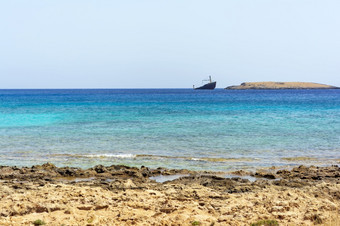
[0,89,339,171]
[149,174,191,183]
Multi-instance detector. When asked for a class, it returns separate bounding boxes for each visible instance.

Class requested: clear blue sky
[0,0,339,88]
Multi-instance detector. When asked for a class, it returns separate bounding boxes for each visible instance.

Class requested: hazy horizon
[1,0,339,88]
[0,81,338,90]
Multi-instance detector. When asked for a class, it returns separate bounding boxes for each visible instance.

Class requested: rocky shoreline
[0,164,339,225]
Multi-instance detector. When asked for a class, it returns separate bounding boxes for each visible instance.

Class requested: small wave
[190,157,255,162]
[136,155,253,162]
[84,154,136,158]
[281,157,317,161]
[50,153,137,159]
[191,158,201,161]
[136,154,172,159]
[49,153,255,162]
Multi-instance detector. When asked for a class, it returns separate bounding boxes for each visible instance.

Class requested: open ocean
[0,89,339,172]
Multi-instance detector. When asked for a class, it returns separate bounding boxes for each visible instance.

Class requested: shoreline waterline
[1,152,339,173]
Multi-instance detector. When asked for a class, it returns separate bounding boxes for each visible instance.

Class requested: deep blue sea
[0,89,339,172]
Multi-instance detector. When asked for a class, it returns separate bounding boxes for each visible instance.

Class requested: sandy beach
[0,164,339,225]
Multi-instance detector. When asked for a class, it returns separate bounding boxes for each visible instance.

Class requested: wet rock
[277,165,340,182]
[230,170,251,176]
[140,166,151,177]
[273,179,309,188]
[124,169,143,178]
[276,169,290,175]
[93,165,107,174]
[166,175,255,193]
[254,171,276,179]
[55,167,83,177]
[41,162,57,170]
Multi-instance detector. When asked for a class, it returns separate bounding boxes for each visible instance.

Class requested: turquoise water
[0,89,339,171]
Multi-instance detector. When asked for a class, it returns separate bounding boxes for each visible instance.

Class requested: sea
[0,89,339,172]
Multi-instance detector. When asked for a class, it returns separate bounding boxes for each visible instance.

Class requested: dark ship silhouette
[193,76,216,90]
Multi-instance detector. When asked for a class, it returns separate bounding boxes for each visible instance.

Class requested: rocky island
[225,82,339,89]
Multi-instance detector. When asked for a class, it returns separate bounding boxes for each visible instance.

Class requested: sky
[0,0,339,88]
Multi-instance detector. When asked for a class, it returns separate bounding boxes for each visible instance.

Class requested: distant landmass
[225,82,339,90]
